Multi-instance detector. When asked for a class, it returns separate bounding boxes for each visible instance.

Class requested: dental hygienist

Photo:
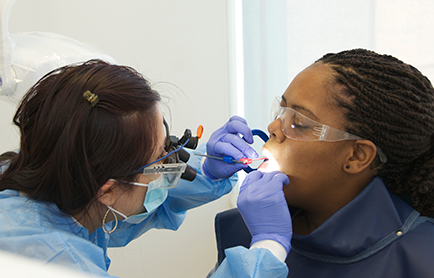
[0,59,291,277]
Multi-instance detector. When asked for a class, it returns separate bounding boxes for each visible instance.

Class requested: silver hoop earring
[102,206,118,234]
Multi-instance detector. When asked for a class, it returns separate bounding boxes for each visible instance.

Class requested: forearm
[166,144,237,212]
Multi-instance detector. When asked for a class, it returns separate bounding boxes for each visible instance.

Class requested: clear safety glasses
[271,96,387,162]
[133,163,187,189]
[130,138,189,189]
[271,96,363,141]
[124,120,190,189]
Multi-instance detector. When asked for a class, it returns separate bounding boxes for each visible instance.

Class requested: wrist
[250,240,288,262]
[251,233,292,254]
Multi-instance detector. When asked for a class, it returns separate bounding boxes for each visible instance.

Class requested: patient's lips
[258,160,270,171]
[258,148,280,172]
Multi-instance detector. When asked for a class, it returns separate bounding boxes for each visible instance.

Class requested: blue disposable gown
[0,144,288,277]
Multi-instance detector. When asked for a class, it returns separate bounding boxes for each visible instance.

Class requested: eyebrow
[281,95,320,121]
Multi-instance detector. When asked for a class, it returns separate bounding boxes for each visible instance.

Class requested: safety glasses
[129,137,190,189]
[271,96,387,163]
[112,162,186,190]
[132,163,187,189]
[121,119,190,189]
[271,96,363,141]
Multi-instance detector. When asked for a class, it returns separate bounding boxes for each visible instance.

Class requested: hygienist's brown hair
[0,59,161,216]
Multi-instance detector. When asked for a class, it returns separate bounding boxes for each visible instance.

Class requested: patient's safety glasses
[271,96,362,141]
[271,96,387,163]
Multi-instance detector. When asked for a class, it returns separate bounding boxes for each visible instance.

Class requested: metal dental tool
[193,153,268,165]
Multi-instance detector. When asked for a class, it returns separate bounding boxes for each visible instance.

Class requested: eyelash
[290,115,310,131]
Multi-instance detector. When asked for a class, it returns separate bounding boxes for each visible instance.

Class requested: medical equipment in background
[0,0,116,104]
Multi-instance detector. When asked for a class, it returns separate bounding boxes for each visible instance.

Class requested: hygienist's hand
[237,171,292,254]
[203,116,258,180]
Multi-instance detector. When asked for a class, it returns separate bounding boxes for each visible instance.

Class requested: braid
[317,49,434,216]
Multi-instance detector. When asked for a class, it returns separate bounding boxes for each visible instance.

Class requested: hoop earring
[102,206,118,234]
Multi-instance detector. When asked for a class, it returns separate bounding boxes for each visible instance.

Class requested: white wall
[242,0,434,133]
[1,1,237,277]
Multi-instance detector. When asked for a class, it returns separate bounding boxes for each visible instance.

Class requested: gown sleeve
[107,143,237,247]
[164,143,237,212]
[210,246,288,278]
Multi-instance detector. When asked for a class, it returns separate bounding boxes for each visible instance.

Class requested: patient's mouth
[258,160,270,170]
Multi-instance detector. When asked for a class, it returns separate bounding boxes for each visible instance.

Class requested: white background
[242,0,434,133]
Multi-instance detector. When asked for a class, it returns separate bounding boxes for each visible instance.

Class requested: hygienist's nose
[267,119,286,143]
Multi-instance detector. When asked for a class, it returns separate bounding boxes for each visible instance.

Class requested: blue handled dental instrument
[194,153,267,165]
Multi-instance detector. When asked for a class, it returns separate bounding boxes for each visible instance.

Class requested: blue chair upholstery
[215,208,252,265]
[214,208,291,270]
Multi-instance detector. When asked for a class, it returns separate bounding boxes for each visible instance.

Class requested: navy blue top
[215,177,434,277]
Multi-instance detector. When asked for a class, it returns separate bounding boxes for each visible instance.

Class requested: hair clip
[83,90,99,107]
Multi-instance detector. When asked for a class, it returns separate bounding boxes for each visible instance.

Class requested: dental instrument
[194,153,268,165]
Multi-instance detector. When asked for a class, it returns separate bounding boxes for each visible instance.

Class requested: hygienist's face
[263,62,352,210]
[113,105,167,216]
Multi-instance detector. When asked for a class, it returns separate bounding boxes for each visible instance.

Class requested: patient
[214,49,434,277]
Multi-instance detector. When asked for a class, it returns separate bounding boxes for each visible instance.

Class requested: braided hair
[317,49,434,216]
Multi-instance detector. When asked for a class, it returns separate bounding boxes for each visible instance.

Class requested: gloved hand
[237,171,292,254]
[203,116,258,180]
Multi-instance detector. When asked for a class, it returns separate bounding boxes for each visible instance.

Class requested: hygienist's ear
[96,179,117,206]
[344,140,377,174]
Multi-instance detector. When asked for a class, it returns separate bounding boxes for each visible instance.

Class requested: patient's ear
[343,140,377,174]
[96,179,117,206]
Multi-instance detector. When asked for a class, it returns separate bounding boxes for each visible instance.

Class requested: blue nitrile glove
[237,171,292,254]
[203,116,258,180]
